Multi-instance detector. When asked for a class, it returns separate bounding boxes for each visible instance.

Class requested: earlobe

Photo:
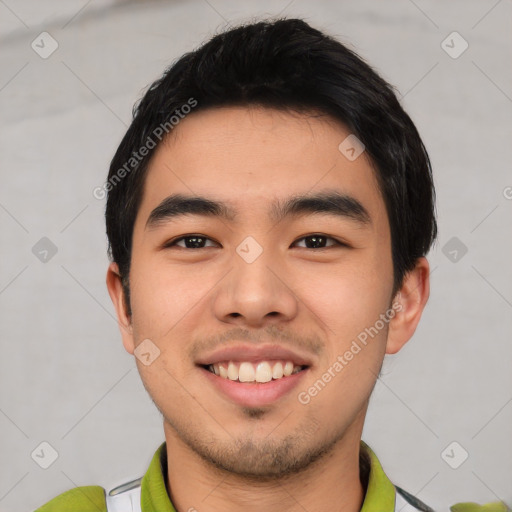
[386,257,430,355]
[106,262,135,354]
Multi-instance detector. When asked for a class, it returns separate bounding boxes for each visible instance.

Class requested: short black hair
[105,18,437,316]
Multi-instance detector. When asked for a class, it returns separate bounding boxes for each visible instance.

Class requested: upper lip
[195,344,314,367]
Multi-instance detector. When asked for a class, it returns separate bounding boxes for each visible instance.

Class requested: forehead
[134,106,386,230]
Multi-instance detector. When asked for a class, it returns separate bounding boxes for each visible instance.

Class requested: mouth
[198,362,309,408]
[201,360,308,383]
[195,344,312,407]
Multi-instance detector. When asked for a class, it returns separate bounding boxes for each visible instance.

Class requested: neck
[163,421,367,512]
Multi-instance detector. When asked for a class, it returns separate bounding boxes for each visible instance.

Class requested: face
[108,106,425,479]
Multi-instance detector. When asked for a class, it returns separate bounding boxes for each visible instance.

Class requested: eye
[163,234,347,250]
[292,234,346,249]
[164,235,219,249]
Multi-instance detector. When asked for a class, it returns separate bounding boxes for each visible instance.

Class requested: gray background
[0,1,511,511]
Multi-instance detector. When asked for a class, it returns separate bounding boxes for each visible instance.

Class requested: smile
[204,360,306,383]
[199,363,309,408]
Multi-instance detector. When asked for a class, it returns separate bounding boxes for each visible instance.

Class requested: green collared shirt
[36,441,507,512]
[35,440,397,512]
[141,440,396,512]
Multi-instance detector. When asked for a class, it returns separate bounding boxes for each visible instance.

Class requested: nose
[211,244,299,328]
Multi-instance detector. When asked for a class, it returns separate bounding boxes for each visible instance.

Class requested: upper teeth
[209,361,302,383]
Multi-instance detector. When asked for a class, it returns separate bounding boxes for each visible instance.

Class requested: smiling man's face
[107,106,424,479]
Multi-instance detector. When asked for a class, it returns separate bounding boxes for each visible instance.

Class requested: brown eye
[293,234,343,249]
[165,235,218,249]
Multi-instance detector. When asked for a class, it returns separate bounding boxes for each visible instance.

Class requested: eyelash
[163,234,347,250]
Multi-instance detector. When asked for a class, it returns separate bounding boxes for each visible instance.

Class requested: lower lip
[199,366,308,408]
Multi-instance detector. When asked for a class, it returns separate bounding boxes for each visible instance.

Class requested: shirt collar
[140,440,396,512]
[359,440,396,512]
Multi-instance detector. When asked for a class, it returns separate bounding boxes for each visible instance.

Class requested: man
[36,17,504,512]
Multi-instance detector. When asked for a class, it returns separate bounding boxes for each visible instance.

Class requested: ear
[386,257,430,355]
[106,262,135,355]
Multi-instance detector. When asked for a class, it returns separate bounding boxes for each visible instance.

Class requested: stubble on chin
[164,413,342,482]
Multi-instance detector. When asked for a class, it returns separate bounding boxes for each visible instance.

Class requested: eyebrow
[145,190,371,230]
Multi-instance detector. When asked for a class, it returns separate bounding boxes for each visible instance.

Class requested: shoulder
[34,485,106,512]
[33,443,166,512]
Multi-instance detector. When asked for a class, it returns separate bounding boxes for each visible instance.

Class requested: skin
[107,106,430,512]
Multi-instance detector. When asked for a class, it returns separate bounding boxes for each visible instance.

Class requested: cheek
[295,265,390,416]
[295,257,392,341]
[128,257,209,340]
[293,256,392,407]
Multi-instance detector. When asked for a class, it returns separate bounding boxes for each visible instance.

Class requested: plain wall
[0,1,511,510]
